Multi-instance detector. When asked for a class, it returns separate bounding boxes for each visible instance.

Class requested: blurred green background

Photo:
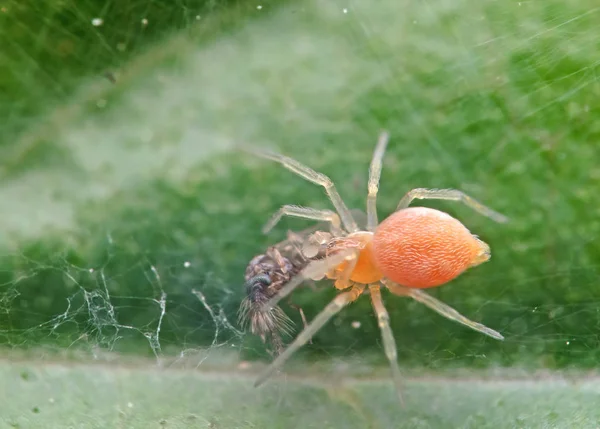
[2,0,600,426]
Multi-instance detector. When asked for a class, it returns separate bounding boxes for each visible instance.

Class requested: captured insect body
[241,248,297,354]
[239,211,368,354]
[243,131,508,405]
[239,228,325,355]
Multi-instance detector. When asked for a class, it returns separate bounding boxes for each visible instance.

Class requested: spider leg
[263,205,343,236]
[395,188,508,223]
[247,147,359,232]
[262,248,359,311]
[369,283,404,406]
[383,279,504,340]
[254,283,365,387]
[367,131,390,231]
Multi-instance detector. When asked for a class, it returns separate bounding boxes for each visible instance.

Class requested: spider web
[0,241,245,367]
[1,0,600,380]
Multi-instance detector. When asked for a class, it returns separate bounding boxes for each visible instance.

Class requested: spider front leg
[383,279,504,340]
[254,283,365,388]
[366,130,390,231]
[369,283,404,406]
[247,148,359,232]
[396,188,508,223]
[262,205,344,236]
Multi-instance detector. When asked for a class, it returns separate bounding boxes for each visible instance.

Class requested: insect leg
[254,283,365,387]
[383,279,504,340]
[395,188,508,223]
[367,131,390,231]
[369,283,404,406]
[289,300,309,329]
[286,297,312,343]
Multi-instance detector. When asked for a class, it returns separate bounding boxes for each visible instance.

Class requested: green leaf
[2,0,599,376]
[5,359,600,429]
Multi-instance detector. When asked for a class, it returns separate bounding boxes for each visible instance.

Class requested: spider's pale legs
[254,283,365,387]
[369,284,404,405]
[396,188,509,224]
[261,131,389,299]
[364,136,407,404]
[254,144,364,309]
[367,131,390,231]
[383,279,504,340]
[254,150,359,233]
[262,205,343,236]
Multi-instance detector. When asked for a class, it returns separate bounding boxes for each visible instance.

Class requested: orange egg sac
[372,207,491,288]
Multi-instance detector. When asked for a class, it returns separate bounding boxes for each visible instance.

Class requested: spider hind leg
[395,188,508,223]
[369,283,404,406]
[383,279,504,340]
[254,283,365,387]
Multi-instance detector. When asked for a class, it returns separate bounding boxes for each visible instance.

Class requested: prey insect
[238,225,325,355]
[243,131,508,405]
[239,212,367,355]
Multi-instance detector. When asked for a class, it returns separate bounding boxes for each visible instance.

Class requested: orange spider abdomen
[372,207,490,288]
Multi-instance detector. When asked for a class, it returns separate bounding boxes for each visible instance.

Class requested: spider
[244,131,508,404]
